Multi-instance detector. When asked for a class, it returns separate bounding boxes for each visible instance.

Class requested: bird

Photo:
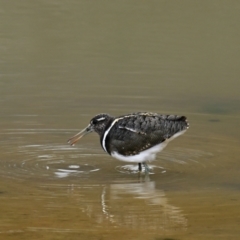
[67,112,189,173]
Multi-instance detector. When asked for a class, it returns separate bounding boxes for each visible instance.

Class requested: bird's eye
[92,119,98,124]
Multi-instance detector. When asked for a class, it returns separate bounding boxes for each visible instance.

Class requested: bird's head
[67,113,113,146]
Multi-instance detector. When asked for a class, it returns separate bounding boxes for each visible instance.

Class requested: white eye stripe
[96,117,106,121]
[90,117,106,124]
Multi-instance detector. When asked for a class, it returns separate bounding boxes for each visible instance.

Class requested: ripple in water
[0,130,101,180]
[1,128,216,180]
[1,144,213,180]
[53,163,100,178]
[115,164,165,174]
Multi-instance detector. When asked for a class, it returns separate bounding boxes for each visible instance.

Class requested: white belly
[110,129,186,163]
[111,141,167,163]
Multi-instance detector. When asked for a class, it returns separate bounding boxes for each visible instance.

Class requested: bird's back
[102,112,189,156]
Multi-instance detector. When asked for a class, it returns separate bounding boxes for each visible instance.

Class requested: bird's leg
[143,162,150,174]
[138,163,142,172]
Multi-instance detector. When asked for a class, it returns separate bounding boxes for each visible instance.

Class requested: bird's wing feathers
[107,113,188,156]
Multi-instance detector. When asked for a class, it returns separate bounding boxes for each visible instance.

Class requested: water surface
[1,1,240,239]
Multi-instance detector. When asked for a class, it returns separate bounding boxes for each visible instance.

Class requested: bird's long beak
[67,124,93,146]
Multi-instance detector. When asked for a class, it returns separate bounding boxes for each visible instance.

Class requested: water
[1,1,240,239]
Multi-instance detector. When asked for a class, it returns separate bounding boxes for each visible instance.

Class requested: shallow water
[1,1,240,239]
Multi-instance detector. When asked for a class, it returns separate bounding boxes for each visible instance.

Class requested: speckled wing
[105,113,188,156]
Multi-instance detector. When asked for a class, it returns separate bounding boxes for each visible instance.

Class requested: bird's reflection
[78,176,187,232]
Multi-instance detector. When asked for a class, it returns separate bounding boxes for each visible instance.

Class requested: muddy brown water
[1,1,240,239]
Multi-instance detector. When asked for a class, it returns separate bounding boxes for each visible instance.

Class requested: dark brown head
[67,113,113,146]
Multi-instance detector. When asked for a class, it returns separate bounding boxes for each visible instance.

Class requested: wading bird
[68,112,189,173]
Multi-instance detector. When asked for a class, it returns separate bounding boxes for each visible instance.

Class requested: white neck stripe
[102,114,138,152]
[102,118,121,152]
